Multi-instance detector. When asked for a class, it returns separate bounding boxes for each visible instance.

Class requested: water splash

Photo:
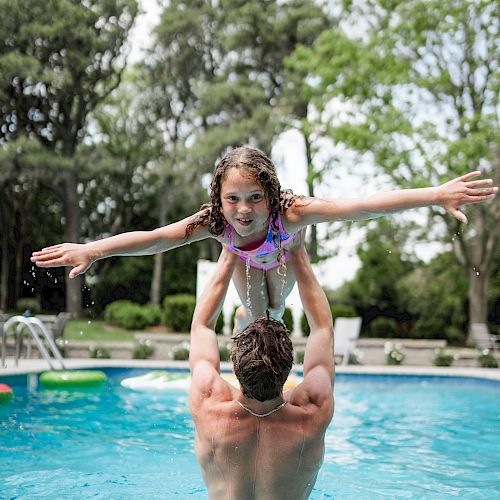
[280,265,287,298]
[245,258,252,313]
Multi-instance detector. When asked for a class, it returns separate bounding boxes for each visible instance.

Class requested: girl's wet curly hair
[231,316,293,402]
[185,147,302,274]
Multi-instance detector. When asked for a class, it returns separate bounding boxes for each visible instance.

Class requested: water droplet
[80,331,84,335]
[476,272,480,276]
[54,278,58,283]
[388,250,392,254]
[245,258,252,313]
[87,321,91,325]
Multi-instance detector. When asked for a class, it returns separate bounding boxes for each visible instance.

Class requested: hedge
[163,294,196,332]
[104,300,162,330]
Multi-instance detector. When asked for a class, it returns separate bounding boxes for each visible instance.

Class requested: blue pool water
[1,369,499,499]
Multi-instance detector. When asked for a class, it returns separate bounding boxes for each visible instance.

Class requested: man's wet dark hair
[231,316,293,402]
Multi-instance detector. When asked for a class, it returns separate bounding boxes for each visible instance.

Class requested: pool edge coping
[1,358,499,381]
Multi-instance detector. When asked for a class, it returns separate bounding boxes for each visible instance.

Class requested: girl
[31,147,497,327]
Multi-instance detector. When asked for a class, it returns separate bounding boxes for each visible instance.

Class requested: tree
[0,0,138,314]
[294,0,500,340]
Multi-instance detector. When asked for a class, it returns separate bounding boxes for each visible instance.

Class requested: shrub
[295,350,305,364]
[215,312,224,335]
[140,303,163,326]
[16,297,41,315]
[331,304,357,320]
[104,300,158,330]
[444,326,467,346]
[369,316,399,338]
[282,307,293,333]
[163,294,196,332]
[301,314,310,336]
[433,349,454,367]
[89,345,111,359]
[133,341,155,360]
[477,350,498,368]
[219,345,230,361]
[384,342,405,365]
[172,346,190,361]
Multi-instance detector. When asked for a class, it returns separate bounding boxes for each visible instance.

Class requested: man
[189,245,334,499]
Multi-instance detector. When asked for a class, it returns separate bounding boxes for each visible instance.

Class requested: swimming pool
[1,369,499,499]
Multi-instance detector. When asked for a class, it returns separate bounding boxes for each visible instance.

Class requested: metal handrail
[1,316,66,370]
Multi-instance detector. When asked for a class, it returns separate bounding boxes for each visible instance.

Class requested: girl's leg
[264,264,297,320]
[231,260,269,329]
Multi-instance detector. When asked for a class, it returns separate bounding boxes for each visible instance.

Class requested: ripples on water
[1,372,499,499]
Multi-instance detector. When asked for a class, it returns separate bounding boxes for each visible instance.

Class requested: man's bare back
[190,370,333,500]
[189,246,334,499]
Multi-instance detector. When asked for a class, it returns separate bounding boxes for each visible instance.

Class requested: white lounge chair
[334,317,362,366]
[471,323,499,351]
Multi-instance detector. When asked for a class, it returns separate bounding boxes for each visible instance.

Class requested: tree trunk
[150,176,171,305]
[302,128,318,261]
[467,266,489,344]
[64,170,82,315]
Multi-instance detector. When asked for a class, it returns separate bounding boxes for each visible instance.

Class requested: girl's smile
[220,167,270,240]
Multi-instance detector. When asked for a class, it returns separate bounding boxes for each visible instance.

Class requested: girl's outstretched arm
[286,171,498,229]
[30,211,212,278]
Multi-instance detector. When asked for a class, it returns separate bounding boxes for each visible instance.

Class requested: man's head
[231,317,293,402]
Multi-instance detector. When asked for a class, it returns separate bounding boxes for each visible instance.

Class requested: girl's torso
[219,214,298,270]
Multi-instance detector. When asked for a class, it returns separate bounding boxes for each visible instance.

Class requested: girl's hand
[30,243,94,279]
[437,171,498,224]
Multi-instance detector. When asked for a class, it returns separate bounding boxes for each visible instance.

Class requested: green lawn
[64,320,135,342]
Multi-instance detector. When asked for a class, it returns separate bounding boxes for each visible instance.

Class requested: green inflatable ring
[39,370,107,388]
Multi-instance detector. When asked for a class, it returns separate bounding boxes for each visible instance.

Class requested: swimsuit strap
[235,400,287,417]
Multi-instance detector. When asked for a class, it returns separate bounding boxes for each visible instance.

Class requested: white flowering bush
[384,342,405,365]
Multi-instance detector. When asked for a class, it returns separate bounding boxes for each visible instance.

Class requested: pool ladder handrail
[1,316,66,370]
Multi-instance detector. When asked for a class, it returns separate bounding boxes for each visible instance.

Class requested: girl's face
[220,167,269,237]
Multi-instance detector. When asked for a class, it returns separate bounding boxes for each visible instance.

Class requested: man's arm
[289,245,334,383]
[189,248,237,375]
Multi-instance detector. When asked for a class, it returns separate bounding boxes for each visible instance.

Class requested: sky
[126,0,446,290]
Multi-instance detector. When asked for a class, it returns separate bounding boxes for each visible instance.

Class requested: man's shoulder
[287,368,334,421]
[189,363,235,409]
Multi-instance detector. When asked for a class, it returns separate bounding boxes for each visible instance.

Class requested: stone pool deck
[1,358,499,381]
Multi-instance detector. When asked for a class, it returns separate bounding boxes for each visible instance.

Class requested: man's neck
[236,394,286,416]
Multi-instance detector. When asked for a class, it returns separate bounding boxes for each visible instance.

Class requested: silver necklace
[235,400,287,417]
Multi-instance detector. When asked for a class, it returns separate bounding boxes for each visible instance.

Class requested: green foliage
[104,300,161,330]
[301,314,310,336]
[385,342,405,365]
[433,349,454,367]
[343,220,418,313]
[368,316,399,338]
[296,0,499,337]
[219,345,231,362]
[398,252,467,343]
[295,350,305,364]
[215,312,225,335]
[16,298,41,315]
[89,345,111,359]
[0,0,139,144]
[172,346,190,361]
[163,294,196,332]
[133,341,155,360]
[477,350,498,369]
[331,304,358,320]
[282,307,294,333]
